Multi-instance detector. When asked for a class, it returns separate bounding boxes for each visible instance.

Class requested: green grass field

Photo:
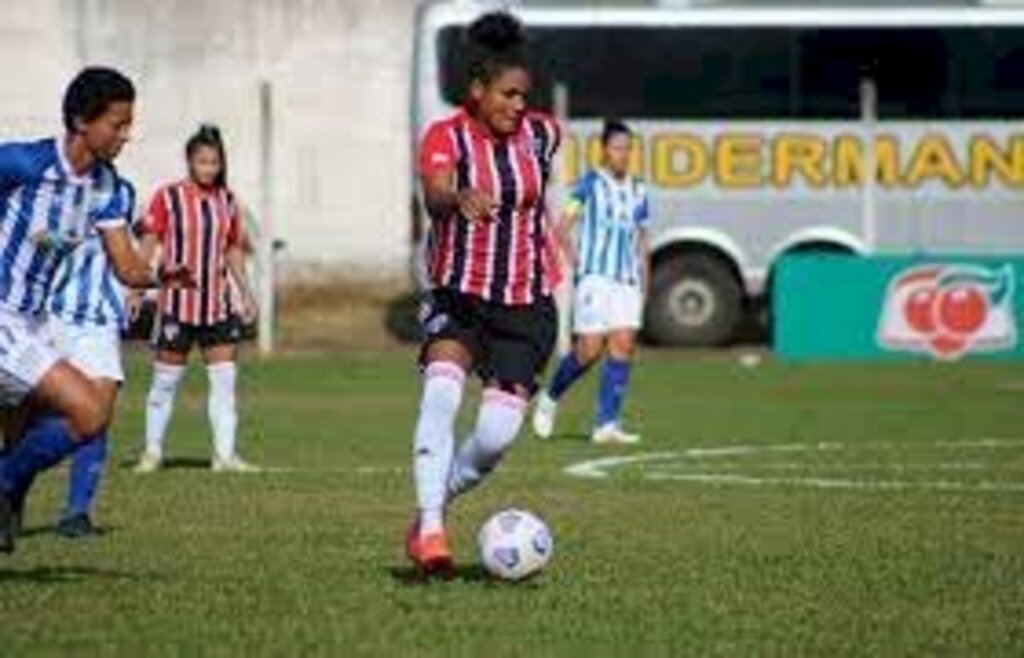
[1,348,1023,656]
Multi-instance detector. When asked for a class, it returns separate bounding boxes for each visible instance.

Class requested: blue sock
[548,353,590,400]
[596,358,632,428]
[65,434,108,519]
[0,414,81,500]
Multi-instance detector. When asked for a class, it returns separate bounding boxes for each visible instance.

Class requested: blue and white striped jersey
[49,179,135,329]
[569,168,650,285]
[0,138,128,317]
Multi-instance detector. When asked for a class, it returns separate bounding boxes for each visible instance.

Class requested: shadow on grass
[18,524,120,539]
[0,564,144,584]
[117,456,211,471]
[387,564,492,585]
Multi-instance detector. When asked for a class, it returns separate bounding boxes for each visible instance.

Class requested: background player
[46,179,137,538]
[532,119,650,445]
[409,11,562,573]
[0,67,191,552]
[132,124,258,474]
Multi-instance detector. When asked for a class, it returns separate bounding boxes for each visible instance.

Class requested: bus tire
[645,253,743,347]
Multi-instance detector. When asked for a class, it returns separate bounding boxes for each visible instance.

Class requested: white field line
[562,439,1024,492]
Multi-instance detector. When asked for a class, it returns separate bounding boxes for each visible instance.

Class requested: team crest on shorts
[163,321,180,342]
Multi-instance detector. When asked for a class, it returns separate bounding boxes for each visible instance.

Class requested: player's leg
[201,319,255,472]
[138,318,190,472]
[532,275,608,438]
[592,281,644,445]
[450,297,557,498]
[60,377,118,538]
[408,292,476,572]
[0,360,112,552]
[60,324,124,537]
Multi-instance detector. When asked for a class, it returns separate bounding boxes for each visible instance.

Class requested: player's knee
[69,405,109,442]
[575,340,604,366]
[607,333,636,360]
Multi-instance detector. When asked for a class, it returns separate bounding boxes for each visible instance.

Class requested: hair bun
[467,11,525,54]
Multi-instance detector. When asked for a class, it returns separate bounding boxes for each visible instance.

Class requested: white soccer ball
[477,509,554,581]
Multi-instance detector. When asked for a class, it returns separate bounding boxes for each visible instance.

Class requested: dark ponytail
[185,123,228,188]
[466,11,527,87]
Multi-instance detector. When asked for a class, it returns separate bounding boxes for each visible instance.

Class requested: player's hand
[239,293,259,324]
[159,264,195,289]
[456,189,497,223]
[125,291,145,322]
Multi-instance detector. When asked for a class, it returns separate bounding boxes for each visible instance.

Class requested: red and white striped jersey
[143,179,243,326]
[419,108,562,306]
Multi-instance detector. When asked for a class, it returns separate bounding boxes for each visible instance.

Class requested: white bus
[413,2,1024,346]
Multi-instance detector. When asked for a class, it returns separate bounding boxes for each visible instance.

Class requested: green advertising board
[774,254,1023,361]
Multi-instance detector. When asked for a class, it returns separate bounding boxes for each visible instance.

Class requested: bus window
[438,26,795,119]
[956,28,1024,118]
[796,28,953,119]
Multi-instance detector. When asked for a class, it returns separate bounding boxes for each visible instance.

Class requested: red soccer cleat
[406,517,453,575]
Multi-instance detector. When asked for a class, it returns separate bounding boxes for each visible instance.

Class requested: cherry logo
[884,264,1016,360]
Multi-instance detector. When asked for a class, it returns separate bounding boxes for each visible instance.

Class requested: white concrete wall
[0,0,419,279]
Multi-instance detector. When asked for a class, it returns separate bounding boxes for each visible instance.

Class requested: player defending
[0,67,191,552]
[409,11,562,573]
[46,180,138,537]
[532,120,650,445]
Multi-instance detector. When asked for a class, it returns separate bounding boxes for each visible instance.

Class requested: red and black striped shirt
[144,180,243,326]
[419,109,562,306]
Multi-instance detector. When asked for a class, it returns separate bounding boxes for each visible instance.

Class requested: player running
[43,178,139,537]
[0,67,191,553]
[532,120,651,445]
[409,11,562,573]
[132,124,258,474]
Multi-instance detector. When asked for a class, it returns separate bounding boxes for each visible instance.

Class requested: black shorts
[419,289,558,394]
[154,315,242,354]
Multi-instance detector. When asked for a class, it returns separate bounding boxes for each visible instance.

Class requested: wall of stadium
[0,0,419,280]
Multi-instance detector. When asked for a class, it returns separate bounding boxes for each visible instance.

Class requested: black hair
[601,119,632,146]
[62,67,135,133]
[185,123,228,188]
[466,11,527,86]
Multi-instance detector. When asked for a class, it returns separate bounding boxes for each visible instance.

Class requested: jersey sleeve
[419,122,456,178]
[566,172,594,217]
[143,187,169,237]
[634,179,651,228]
[0,141,43,193]
[92,178,134,229]
[226,193,244,248]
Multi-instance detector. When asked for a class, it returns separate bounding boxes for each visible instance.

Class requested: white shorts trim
[0,307,61,405]
[51,319,124,383]
[572,275,644,335]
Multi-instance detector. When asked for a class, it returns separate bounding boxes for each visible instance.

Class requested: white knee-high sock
[448,388,526,500]
[145,363,185,457]
[207,362,238,462]
[413,362,465,535]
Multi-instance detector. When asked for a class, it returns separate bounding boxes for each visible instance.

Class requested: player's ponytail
[466,11,527,86]
[185,123,228,188]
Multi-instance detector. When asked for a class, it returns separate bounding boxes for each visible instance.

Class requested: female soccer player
[47,178,138,538]
[409,11,562,573]
[132,125,258,473]
[0,67,191,552]
[532,120,651,445]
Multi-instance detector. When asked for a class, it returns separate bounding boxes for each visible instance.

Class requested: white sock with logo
[413,362,466,535]
[448,388,527,499]
[145,362,185,458]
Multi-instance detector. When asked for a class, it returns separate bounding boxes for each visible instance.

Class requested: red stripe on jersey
[466,125,496,297]
[511,128,541,305]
